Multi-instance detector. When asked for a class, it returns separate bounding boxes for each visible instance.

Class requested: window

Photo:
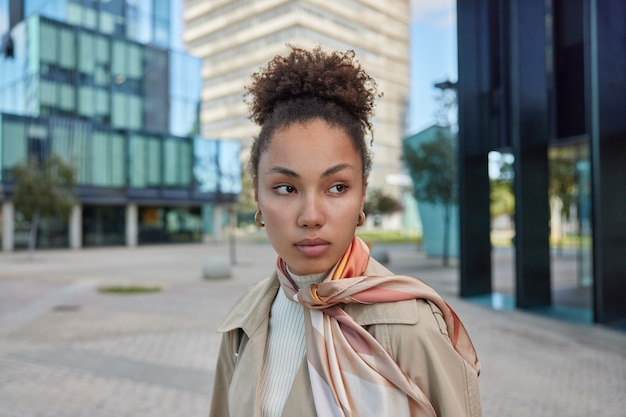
[39,22,57,64]
[163,137,192,187]
[59,83,75,111]
[92,131,109,186]
[58,27,75,69]
[111,92,142,130]
[40,80,57,106]
[130,134,161,187]
[2,119,27,173]
[99,11,116,35]
[78,86,94,117]
[112,92,126,128]
[127,43,142,79]
[74,130,127,188]
[170,99,198,137]
[128,94,142,130]
[110,132,125,186]
[94,88,109,121]
[78,32,95,74]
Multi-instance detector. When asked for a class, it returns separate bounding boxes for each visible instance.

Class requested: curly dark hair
[245,45,380,185]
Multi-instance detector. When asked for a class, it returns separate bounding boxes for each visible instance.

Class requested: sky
[408,1,508,178]
[408,0,458,135]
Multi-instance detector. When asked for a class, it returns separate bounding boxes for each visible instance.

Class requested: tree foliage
[490,157,515,220]
[490,179,515,219]
[12,154,76,255]
[403,131,457,206]
[402,130,456,265]
[364,188,400,216]
[549,159,577,220]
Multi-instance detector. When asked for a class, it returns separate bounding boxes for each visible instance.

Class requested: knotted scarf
[276,236,480,417]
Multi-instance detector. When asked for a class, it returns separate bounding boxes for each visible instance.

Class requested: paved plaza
[0,236,624,417]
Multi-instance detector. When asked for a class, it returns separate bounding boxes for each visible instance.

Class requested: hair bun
[245,45,380,132]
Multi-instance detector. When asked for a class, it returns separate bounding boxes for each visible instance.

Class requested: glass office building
[0,1,241,250]
[456,0,625,325]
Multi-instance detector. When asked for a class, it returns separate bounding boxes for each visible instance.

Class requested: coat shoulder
[217,273,279,333]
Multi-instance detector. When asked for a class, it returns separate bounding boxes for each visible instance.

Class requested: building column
[69,204,82,249]
[126,204,138,247]
[2,201,14,251]
[588,0,626,324]
[509,0,551,308]
[457,0,493,297]
[459,155,492,297]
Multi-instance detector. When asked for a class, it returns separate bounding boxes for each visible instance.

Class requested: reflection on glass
[218,139,242,194]
[83,205,126,247]
[193,138,218,193]
[193,138,241,195]
[138,206,202,244]
[576,159,592,287]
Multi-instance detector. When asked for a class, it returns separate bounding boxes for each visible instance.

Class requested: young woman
[209,46,481,417]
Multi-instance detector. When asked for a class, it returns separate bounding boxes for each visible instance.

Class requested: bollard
[203,256,232,280]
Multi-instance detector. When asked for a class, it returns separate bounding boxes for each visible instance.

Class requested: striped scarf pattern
[276,236,480,417]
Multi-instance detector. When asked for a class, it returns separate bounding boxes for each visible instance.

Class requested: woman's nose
[297,196,325,228]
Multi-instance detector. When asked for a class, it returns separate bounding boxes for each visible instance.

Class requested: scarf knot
[307,284,327,307]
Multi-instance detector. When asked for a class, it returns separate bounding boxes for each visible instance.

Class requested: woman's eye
[329,184,347,194]
[274,185,296,195]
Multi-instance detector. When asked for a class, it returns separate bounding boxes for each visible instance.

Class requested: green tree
[364,188,400,226]
[12,154,76,257]
[490,179,515,220]
[549,158,578,252]
[549,159,577,222]
[490,157,515,220]
[403,131,456,266]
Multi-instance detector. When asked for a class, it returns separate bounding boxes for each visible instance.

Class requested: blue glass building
[0,0,241,250]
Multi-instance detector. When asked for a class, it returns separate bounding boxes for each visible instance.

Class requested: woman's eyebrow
[267,166,299,178]
[266,163,354,179]
[322,163,354,177]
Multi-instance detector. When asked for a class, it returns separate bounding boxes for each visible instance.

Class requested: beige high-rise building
[182,0,410,194]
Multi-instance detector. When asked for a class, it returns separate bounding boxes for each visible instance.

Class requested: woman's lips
[295,238,330,257]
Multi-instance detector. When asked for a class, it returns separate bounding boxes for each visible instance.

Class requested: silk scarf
[276,236,480,417]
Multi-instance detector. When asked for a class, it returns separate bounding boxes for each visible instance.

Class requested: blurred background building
[4,0,620,327]
[182,0,411,227]
[0,0,241,251]
[456,0,625,325]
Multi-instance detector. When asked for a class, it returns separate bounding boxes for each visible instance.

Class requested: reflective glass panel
[2,118,27,172]
[58,26,75,69]
[193,138,218,193]
[39,21,57,64]
[110,132,125,186]
[78,86,94,117]
[78,32,95,74]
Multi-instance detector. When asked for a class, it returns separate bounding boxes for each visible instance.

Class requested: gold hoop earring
[357,211,366,227]
[254,210,265,227]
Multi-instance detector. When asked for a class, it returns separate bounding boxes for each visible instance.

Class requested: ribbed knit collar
[286,268,327,289]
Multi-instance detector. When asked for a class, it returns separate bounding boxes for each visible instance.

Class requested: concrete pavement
[0,237,624,417]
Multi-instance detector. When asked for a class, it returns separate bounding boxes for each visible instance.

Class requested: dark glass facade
[137,206,202,244]
[82,205,126,247]
[456,0,625,325]
[0,1,241,250]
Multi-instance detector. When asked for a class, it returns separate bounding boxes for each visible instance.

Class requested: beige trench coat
[208,257,482,417]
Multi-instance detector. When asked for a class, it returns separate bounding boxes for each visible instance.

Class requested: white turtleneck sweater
[259,269,327,417]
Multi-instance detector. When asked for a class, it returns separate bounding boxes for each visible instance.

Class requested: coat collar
[217,256,420,336]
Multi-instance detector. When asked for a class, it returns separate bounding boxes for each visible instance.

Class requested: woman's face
[256,119,366,275]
